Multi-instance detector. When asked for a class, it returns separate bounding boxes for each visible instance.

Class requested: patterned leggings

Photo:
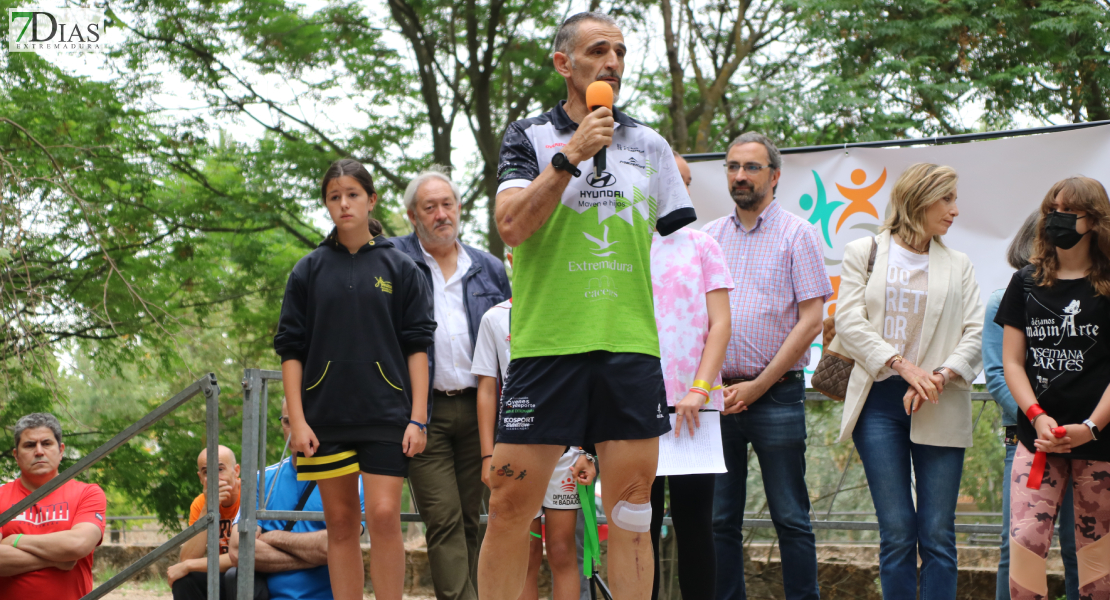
[1009,443,1110,600]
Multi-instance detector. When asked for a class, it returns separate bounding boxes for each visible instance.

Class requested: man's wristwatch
[1084,419,1100,441]
[552,152,581,177]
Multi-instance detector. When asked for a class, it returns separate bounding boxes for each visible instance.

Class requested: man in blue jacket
[392,166,511,600]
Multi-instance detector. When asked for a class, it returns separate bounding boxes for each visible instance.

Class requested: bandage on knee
[611,500,651,533]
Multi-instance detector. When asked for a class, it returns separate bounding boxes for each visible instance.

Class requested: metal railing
[0,374,224,600]
[233,370,1010,599]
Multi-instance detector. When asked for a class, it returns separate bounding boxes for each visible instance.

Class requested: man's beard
[415,217,457,247]
[730,181,766,211]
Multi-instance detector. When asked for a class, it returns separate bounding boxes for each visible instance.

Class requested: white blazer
[834,231,985,447]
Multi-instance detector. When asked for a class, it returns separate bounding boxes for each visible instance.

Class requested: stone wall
[93,542,1067,598]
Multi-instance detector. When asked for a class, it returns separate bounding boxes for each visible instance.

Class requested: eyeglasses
[725,162,774,175]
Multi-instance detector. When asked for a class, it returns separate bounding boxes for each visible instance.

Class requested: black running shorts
[496,351,670,446]
[296,441,409,480]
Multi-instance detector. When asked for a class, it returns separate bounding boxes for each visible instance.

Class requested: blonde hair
[1031,176,1110,296]
[882,163,959,247]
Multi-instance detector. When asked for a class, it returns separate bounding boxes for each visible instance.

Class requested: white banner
[685,124,1110,380]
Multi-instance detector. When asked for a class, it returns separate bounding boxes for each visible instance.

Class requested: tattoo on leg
[497,464,515,477]
[515,470,527,480]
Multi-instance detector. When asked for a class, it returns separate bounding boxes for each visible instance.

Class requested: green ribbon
[577,482,601,578]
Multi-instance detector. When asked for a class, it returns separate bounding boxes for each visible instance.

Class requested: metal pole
[825,446,855,520]
[0,375,210,527]
[237,369,262,600]
[82,514,214,600]
[203,374,221,600]
[259,378,269,506]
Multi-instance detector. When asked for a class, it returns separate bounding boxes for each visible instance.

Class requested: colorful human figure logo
[835,168,885,232]
[798,171,843,248]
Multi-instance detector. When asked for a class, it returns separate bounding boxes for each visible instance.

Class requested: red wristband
[689,387,709,399]
[1025,404,1046,421]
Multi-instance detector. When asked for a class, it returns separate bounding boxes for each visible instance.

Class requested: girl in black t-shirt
[994,176,1110,600]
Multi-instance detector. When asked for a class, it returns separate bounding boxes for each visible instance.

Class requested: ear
[770,167,782,191]
[59,442,65,455]
[553,51,573,78]
[234,464,241,477]
[367,192,378,212]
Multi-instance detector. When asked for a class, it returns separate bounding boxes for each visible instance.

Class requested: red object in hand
[1027,426,1067,489]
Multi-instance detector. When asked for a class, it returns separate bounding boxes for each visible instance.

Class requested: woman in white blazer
[834,163,984,600]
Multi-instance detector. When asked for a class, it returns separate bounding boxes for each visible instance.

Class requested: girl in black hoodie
[274,158,436,600]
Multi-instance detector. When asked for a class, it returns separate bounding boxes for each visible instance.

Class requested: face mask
[1045,211,1087,250]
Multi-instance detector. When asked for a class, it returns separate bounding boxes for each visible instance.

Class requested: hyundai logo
[586,171,617,188]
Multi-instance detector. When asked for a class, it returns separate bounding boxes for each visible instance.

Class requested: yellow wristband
[692,379,713,390]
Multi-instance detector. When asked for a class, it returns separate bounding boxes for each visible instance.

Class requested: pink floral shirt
[651,228,735,410]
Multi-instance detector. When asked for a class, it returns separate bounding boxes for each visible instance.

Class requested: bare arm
[476,375,498,487]
[260,530,328,566]
[2,523,102,562]
[230,525,316,573]
[0,544,74,577]
[495,108,613,247]
[179,529,207,561]
[673,288,731,435]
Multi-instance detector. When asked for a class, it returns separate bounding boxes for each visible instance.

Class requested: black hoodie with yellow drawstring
[274,230,436,444]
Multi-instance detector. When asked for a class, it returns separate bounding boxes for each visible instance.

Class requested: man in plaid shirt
[702,132,832,600]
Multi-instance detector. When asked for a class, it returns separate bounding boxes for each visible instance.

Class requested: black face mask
[1045,211,1088,250]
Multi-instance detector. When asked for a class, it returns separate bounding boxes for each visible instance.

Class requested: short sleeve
[994,270,1029,329]
[790,224,834,303]
[652,145,696,236]
[188,494,204,526]
[73,484,107,539]
[496,122,540,194]
[471,310,501,378]
[697,234,734,292]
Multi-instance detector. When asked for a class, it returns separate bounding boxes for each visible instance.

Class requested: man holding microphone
[479,11,695,600]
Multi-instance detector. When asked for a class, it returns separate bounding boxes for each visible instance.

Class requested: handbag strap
[866,237,878,279]
[282,481,318,532]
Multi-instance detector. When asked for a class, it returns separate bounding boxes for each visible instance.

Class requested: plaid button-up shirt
[702,201,833,379]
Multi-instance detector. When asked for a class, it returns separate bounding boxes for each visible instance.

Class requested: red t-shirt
[0,478,107,600]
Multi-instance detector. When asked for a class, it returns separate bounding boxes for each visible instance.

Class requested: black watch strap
[552,152,581,177]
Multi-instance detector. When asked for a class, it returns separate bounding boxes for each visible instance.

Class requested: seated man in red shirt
[0,412,107,600]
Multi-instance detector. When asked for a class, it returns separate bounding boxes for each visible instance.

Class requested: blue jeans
[853,377,965,600]
[996,442,1080,600]
[712,380,820,600]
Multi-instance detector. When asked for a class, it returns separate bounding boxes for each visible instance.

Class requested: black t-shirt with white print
[995,266,1110,461]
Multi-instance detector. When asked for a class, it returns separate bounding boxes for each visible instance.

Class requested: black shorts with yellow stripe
[296,441,409,480]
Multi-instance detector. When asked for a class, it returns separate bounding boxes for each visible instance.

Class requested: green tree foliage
[798,0,1110,138]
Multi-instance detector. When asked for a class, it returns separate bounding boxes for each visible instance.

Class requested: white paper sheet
[656,411,727,476]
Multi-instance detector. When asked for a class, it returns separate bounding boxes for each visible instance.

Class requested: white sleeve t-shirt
[876,243,930,382]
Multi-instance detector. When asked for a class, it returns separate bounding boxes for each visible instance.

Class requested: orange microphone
[585,81,614,178]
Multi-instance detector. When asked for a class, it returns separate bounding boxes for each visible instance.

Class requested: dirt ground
[100,582,437,600]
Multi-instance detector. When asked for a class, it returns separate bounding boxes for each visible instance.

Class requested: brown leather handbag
[811,238,878,401]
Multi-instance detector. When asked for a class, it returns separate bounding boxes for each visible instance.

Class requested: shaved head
[197,445,237,468]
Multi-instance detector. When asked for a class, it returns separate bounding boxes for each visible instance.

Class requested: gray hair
[1007,209,1041,270]
[553,12,619,57]
[14,412,63,446]
[726,132,782,171]
[403,165,461,214]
